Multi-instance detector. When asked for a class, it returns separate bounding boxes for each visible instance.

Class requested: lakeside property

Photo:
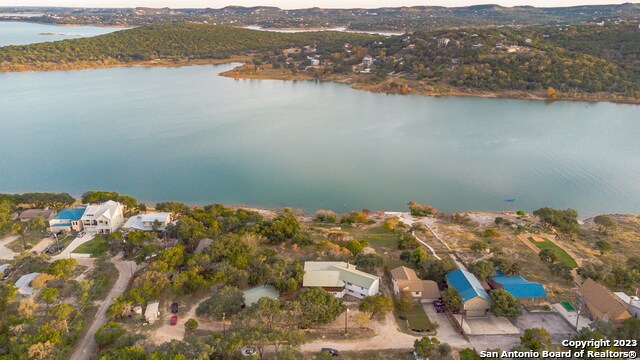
[0,190,638,359]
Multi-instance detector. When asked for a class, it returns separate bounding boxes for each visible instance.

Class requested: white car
[240,347,256,356]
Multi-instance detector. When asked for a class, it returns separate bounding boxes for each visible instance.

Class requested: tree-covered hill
[0,23,377,69]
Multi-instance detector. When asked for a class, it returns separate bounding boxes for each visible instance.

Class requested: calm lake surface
[0,21,123,47]
[1,63,639,216]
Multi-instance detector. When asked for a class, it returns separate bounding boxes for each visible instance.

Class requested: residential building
[614,292,640,319]
[303,261,379,299]
[390,266,441,303]
[81,200,125,234]
[488,270,547,306]
[445,269,491,317]
[18,209,56,222]
[145,301,160,323]
[242,285,280,307]
[123,212,172,232]
[15,272,41,297]
[577,279,632,327]
[309,58,320,66]
[438,38,450,46]
[48,207,86,234]
[362,55,374,66]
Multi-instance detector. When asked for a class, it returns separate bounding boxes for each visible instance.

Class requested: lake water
[0,21,123,47]
[1,63,639,216]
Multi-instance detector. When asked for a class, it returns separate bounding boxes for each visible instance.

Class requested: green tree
[196,286,244,319]
[295,288,344,327]
[423,257,458,283]
[413,337,440,358]
[443,288,462,311]
[490,289,521,318]
[185,318,199,334]
[46,258,78,278]
[259,213,300,243]
[411,247,428,266]
[359,296,393,320]
[40,287,59,305]
[470,241,488,253]
[95,322,126,348]
[459,348,482,360]
[520,328,552,351]
[538,248,557,264]
[594,215,616,234]
[353,253,384,272]
[469,260,496,281]
[595,240,613,255]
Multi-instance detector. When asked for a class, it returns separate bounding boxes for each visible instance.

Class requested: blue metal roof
[491,272,547,299]
[445,269,490,302]
[52,207,86,221]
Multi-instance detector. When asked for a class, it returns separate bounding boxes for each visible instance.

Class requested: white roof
[15,272,41,296]
[123,212,171,231]
[81,200,123,221]
[145,301,160,316]
[0,264,10,273]
[303,262,379,289]
[614,292,640,309]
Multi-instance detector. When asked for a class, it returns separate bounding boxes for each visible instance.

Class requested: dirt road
[0,235,18,260]
[70,252,136,360]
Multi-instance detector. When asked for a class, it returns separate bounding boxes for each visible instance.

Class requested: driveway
[422,304,469,348]
[51,233,94,260]
[302,313,423,353]
[514,311,577,342]
[468,334,521,352]
[0,235,19,260]
[70,252,136,360]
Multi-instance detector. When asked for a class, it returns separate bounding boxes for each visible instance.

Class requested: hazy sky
[2,1,633,9]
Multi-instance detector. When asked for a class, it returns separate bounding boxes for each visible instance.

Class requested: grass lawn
[352,226,398,250]
[528,237,578,268]
[7,232,45,252]
[72,236,109,257]
[402,304,435,333]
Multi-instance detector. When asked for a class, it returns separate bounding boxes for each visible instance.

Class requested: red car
[170,315,178,326]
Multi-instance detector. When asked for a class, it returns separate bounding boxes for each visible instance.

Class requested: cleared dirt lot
[514,311,576,342]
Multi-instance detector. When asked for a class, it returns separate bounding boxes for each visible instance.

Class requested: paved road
[70,252,136,360]
[0,235,19,260]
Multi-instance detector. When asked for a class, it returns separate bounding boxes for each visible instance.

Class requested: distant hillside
[2,3,639,30]
[0,24,376,70]
[1,23,638,103]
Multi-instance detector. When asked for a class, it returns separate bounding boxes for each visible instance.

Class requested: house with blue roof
[48,207,86,234]
[488,270,548,306]
[445,269,491,317]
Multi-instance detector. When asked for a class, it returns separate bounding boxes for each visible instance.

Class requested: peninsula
[1,22,639,104]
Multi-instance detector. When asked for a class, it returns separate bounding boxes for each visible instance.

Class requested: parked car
[240,347,257,356]
[170,315,178,326]
[77,231,86,237]
[171,302,178,314]
[44,245,64,254]
[320,348,340,357]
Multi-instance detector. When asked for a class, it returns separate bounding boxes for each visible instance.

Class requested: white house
[81,200,125,234]
[123,212,172,232]
[614,292,640,319]
[362,55,374,67]
[302,261,379,299]
[145,301,160,323]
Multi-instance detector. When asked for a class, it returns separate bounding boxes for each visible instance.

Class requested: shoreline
[1,57,638,105]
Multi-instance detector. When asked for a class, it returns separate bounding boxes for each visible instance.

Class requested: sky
[1,0,633,9]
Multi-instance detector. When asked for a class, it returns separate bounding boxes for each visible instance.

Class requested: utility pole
[575,300,582,330]
[222,312,226,336]
[344,308,349,335]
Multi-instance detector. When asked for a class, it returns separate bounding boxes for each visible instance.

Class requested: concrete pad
[52,233,95,260]
[455,315,520,335]
[423,304,469,348]
[552,303,591,331]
